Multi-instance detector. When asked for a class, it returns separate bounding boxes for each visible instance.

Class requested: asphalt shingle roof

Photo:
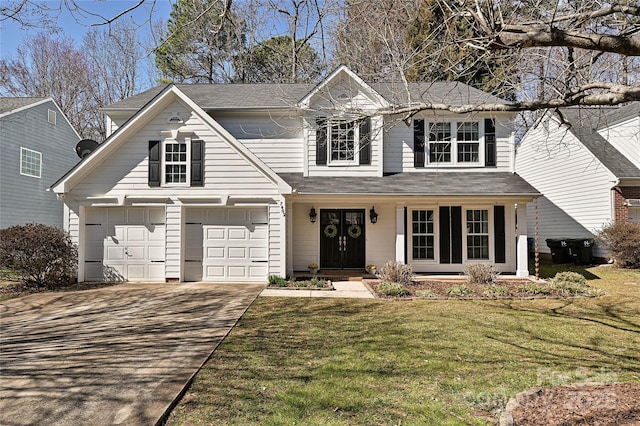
[0,97,48,115]
[560,108,640,178]
[278,172,540,196]
[104,81,509,111]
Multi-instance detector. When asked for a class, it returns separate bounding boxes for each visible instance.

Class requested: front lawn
[162,265,640,424]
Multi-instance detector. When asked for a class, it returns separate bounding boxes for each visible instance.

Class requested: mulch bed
[504,383,640,425]
[267,279,333,290]
[366,279,601,300]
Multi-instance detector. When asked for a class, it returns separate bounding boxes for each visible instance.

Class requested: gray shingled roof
[0,97,48,115]
[560,108,640,178]
[104,81,509,111]
[279,172,540,196]
[602,102,640,128]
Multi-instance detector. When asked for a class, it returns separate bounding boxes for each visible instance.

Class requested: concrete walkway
[260,280,374,298]
[0,282,264,426]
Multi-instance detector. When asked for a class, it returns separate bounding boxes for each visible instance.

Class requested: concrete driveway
[0,282,264,426]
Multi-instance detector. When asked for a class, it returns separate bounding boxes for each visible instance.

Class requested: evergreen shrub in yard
[0,224,77,288]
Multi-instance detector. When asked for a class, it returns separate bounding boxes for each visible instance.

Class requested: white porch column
[516,203,529,277]
[395,204,405,263]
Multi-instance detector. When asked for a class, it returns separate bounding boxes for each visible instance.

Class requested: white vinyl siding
[516,117,615,257]
[598,116,640,169]
[70,100,281,199]
[20,148,42,178]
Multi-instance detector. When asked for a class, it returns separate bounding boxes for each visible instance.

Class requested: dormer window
[415,119,490,167]
[330,120,356,163]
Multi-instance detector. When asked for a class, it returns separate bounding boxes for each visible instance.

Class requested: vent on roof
[167,112,183,124]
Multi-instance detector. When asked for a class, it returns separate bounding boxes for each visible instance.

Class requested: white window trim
[47,109,56,125]
[327,119,360,166]
[161,138,191,187]
[20,147,42,178]
[408,207,439,264]
[463,207,493,261]
[424,120,485,167]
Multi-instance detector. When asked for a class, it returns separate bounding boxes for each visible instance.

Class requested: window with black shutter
[414,119,425,167]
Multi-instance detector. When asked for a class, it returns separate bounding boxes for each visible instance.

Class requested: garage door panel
[185,208,268,282]
[228,247,247,258]
[85,207,165,282]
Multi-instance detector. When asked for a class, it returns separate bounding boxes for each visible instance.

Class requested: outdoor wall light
[309,207,317,223]
[370,206,378,224]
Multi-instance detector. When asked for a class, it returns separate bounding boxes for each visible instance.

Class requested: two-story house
[516,104,640,258]
[51,66,539,282]
[1,97,80,228]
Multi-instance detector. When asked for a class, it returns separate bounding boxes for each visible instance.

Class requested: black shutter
[485,118,496,167]
[414,119,425,167]
[451,206,463,264]
[439,206,451,264]
[191,139,203,187]
[316,118,327,165]
[148,140,160,187]
[494,205,506,263]
[359,118,371,165]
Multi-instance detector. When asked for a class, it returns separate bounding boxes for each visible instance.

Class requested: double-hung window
[330,120,356,162]
[457,122,479,163]
[412,210,435,260]
[20,147,42,178]
[428,122,451,163]
[466,209,489,259]
[164,140,188,184]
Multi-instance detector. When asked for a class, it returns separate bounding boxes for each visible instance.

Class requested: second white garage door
[184,208,268,282]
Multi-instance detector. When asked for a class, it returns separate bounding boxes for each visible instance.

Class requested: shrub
[448,284,474,297]
[309,277,326,288]
[517,283,551,295]
[548,271,594,295]
[415,289,438,299]
[377,260,413,286]
[464,263,497,284]
[596,222,640,268]
[0,224,77,288]
[483,285,511,297]
[377,281,410,297]
[268,275,287,287]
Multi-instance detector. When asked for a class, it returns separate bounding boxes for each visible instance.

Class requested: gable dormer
[299,66,389,177]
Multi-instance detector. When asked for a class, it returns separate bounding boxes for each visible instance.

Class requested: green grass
[166,264,640,425]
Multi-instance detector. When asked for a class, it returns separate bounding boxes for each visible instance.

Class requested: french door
[319,209,366,269]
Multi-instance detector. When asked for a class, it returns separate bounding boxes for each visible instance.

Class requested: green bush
[517,283,552,295]
[483,285,511,297]
[268,275,287,287]
[415,289,438,299]
[597,221,640,268]
[377,281,410,297]
[309,277,325,288]
[448,284,474,297]
[378,260,413,286]
[0,224,77,288]
[464,263,497,284]
[548,272,591,295]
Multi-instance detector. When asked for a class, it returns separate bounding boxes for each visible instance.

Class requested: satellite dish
[75,139,99,159]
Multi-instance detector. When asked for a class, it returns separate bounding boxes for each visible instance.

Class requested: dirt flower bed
[503,383,640,426]
[367,279,604,300]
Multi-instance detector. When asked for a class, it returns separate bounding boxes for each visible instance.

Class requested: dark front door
[320,209,366,269]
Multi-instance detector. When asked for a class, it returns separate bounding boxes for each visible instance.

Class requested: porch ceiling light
[370,206,378,224]
[309,207,317,223]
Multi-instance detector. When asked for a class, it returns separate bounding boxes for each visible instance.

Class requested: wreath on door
[347,224,362,239]
[323,224,338,238]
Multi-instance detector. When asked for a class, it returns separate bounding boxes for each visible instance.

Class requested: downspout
[510,131,516,173]
[611,178,620,223]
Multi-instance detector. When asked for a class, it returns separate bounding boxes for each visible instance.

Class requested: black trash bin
[546,238,572,263]
[568,238,594,265]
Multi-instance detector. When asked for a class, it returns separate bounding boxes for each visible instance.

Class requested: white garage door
[184,208,268,282]
[85,207,165,282]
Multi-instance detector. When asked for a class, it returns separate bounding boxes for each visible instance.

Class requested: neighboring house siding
[71,101,280,198]
[211,112,304,174]
[0,100,78,228]
[516,119,615,256]
[598,116,640,169]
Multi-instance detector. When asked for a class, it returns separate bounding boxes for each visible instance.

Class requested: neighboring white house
[51,66,539,283]
[515,104,640,258]
[0,97,80,228]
